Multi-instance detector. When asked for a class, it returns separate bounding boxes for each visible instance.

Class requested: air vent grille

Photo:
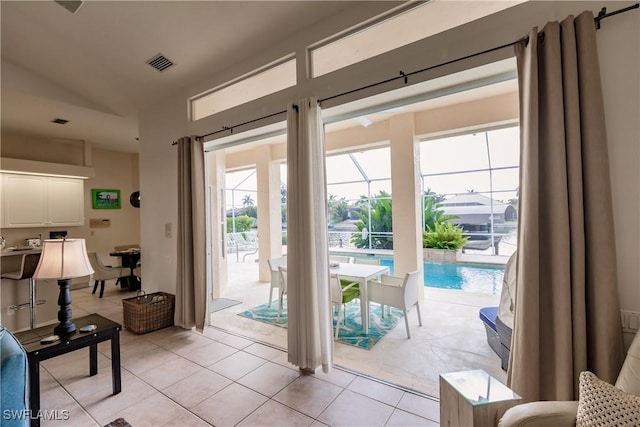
[51,118,69,125]
[147,54,175,72]
[55,1,83,14]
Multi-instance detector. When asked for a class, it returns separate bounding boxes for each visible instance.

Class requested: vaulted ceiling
[1,1,399,153]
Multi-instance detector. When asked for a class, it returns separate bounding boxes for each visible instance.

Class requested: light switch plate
[621,310,640,333]
[164,222,172,238]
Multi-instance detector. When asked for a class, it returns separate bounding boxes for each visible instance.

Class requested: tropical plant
[423,221,468,250]
[328,194,349,224]
[226,215,253,233]
[423,195,456,231]
[243,205,257,218]
[351,191,393,249]
[242,195,255,207]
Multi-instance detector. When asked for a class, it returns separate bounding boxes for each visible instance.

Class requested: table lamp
[33,238,94,338]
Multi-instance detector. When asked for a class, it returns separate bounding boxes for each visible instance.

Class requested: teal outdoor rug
[238,299,403,350]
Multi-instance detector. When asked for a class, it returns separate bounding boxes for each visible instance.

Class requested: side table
[440,369,521,426]
[15,313,122,427]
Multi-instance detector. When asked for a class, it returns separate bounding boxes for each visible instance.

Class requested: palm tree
[242,195,254,207]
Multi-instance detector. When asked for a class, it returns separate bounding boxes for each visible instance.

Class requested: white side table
[440,369,521,426]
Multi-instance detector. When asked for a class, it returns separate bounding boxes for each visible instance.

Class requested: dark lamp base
[54,278,76,337]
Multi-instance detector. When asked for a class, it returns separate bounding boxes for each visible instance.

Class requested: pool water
[379,259,505,295]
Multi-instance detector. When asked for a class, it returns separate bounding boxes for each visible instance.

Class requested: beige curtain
[175,136,207,332]
[286,98,333,373]
[508,11,624,402]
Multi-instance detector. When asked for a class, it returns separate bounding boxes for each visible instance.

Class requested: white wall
[138,90,189,294]
[138,1,640,314]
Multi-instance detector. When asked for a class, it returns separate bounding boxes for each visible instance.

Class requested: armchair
[499,330,640,426]
[0,326,29,426]
[330,274,360,339]
[368,270,422,338]
[267,256,287,307]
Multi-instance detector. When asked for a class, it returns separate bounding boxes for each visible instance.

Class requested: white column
[207,150,228,299]
[389,114,423,282]
[256,145,283,282]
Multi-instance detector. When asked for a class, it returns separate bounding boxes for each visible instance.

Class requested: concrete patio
[210,253,506,399]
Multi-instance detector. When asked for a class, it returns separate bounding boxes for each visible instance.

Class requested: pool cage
[224,125,519,257]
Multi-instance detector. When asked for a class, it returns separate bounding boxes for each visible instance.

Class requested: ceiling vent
[55,1,83,14]
[146,54,175,72]
[51,118,69,125]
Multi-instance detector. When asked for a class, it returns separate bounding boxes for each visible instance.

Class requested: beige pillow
[576,371,640,427]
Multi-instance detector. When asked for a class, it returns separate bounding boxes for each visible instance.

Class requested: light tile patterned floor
[37,284,440,426]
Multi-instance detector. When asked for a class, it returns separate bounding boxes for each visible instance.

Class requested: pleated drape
[286,98,333,373]
[175,136,207,332]
[508,11,624,402]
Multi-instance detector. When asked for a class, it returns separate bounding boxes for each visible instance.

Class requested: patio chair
[330,274,360,340]
[330,256,353,265]
[267,256,287,306]
[354,257,380,265]
[277,266,287,319]
[368,270,423,338]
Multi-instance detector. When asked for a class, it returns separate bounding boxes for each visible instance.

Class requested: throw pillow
[576,370,640,427]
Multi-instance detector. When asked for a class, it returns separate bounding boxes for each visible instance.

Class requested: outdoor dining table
[330,262,389,334]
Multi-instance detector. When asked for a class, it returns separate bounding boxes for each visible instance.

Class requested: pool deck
[211,251,506,399]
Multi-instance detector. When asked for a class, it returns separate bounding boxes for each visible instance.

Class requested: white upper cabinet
[1,173,85,228]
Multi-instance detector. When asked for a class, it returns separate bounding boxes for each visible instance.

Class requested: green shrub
[423,222,468,250]
[227,215,253,233]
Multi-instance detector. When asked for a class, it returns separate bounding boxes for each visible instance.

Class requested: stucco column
[389,114,423,283]
[207,150,228,299]
[256,145,283,282]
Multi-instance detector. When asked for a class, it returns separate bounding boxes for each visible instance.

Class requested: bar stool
[2,252,43,329]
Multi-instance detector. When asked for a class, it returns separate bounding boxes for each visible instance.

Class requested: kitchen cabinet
[1,173,84,228]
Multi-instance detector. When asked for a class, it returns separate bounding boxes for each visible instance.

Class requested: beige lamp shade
[33,239,94,279]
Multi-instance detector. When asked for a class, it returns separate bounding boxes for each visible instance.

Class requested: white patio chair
[368,270,423,338]
[330,274,360,340]
[277,266,288,319]
[267,256,287,306]
[353,257,380,265]
[330,256,353,265]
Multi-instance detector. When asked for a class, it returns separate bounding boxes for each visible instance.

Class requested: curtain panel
[508,11,624,402]
[286,98,333,373]
[175,136,207,332]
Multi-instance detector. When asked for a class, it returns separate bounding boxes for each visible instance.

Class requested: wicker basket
[122,291,175,334]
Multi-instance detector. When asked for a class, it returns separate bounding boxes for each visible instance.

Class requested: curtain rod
[181,2,638,145]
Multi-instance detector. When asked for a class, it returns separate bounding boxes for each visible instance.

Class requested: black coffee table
[15,314,122,427]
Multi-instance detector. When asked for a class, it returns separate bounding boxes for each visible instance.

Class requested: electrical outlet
[165,223,172,238]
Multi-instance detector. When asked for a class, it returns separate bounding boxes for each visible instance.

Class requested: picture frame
[92,189,121,209]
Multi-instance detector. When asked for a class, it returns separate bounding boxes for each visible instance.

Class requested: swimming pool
[378,258,505,295]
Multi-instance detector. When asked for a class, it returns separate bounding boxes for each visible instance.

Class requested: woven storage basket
[122,291,175,334]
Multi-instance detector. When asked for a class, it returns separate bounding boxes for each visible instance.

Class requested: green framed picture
[92,189,121,209]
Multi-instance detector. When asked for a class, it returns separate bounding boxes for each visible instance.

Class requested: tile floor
[211,255,506,398]
[37,284,441,426]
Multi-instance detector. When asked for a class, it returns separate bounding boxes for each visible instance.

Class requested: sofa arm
[498,401,579,427]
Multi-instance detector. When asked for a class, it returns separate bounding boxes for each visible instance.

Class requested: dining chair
[353,257,380,265]
[368,270,423,338]
[267,256,287,306]
[330,274,360,339]
[88,252,125,298]
[329,256,353,265]
[277,266,288,319]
